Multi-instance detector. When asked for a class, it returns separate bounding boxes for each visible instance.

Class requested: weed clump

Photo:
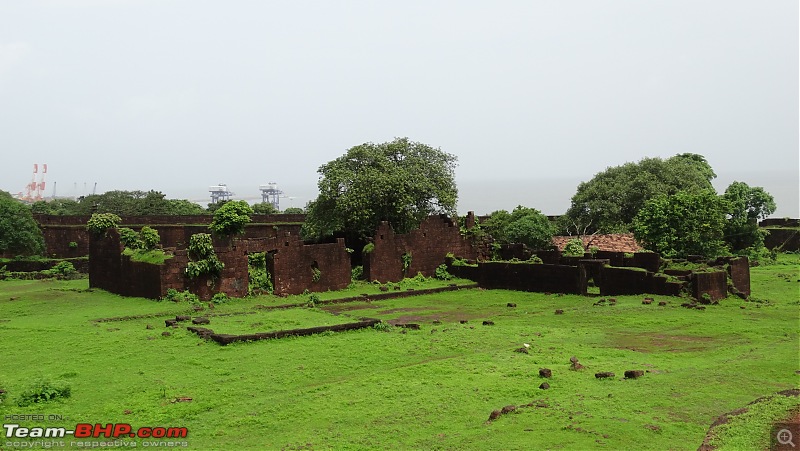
[16,379,71,407]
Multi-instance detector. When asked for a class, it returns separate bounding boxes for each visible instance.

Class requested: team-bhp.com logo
[4,423,188,439]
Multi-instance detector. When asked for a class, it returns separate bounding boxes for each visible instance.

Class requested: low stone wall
[451,262,586,294]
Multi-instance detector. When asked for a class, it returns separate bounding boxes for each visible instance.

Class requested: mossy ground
[0,255,797,450]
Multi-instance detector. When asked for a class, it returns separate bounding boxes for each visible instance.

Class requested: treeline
[27,190,304,216]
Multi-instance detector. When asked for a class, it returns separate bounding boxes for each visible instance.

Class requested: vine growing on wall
[185,233,224,279]
[401,252,412,274]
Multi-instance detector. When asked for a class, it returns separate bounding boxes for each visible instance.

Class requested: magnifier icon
[778,429,795,447]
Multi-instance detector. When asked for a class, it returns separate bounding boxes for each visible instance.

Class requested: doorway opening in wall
[248,251,274,295]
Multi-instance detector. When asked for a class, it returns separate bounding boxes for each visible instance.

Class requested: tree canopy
[209,200,253,236]
[482,206,554,250]
[302,138,458,241]
[30,191,205,216]
[251,202,279,215]
[632,190,728,258]
[562,153,716,234]
[723,181,776,252]
[0,191,45,256]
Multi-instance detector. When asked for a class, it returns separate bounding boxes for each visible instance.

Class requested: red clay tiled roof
[552,234,642,253]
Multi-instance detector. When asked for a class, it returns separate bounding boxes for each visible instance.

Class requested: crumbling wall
[270,234,351,296]
[691,271,728,302]
[364,215,477,282]
[35,214,305,258]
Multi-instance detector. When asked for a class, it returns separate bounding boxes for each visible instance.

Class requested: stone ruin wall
[85,212,749,303]
[34,214,304,259]
[363,214,480,282]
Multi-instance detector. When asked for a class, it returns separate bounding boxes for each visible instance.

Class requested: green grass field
[0,256,798,450]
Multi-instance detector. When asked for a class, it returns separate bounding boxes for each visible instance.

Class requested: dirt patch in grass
[386,310,487,325]
[376,306,438,315]
[611,332,716,353]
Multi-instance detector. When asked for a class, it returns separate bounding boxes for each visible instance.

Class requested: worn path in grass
[0,257,797,450]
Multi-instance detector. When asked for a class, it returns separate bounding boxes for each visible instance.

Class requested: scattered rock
[740,305,746,309]
[571,362,585,371]
[123,409,132,415]
[459,320,468,324]
[642,298,653,305]
[507,303,517,308]
[161,331,171,337]
[624,370,644,379]
[396,323,421,330]
[393,285,401,290]
[595,372,615,379]
[379,285,389,292]
[554,309,564,315]
[514,347,529,354]
[430,329,437,334]
[539,382,550,390]
[172,397,193,403]
[658,301,667,306]
[644,424,661,432]
[164,319,177,327]
[106,328,120,332]
[192,317,210,325]
[539,368,552,378]
[9,297,18,301]
[145,324,154,330]
[488,410,502,421]
[482,320,495,326]
[175,315,191,322]
[432,320,441,325]
[192,305,204,312]
[570,356,579,364]
[501,405,516,414]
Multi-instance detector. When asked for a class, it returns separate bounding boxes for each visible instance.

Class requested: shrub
[86,213,121,236]
[118,228,142,249]
[68,241,78,249]
[351,265,363,281]
[43,261,77,278]
[185,233,224,279]
[362,243,375,254]
[311,266,321,283]
[211,292,230,304]
[16,379,71,407]
[163,289,201,305]
[528,256,544,264]
[307,293,320,307]
[373,321,394,332]
[563,239,585,256]
[210,200,253,236]
[139,226,160,250]
[435,264,452,280]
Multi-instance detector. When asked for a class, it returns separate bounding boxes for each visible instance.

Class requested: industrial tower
[259,182,283,210]
[20,164,47,202]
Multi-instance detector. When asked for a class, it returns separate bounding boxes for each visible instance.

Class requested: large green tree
[0,191,45,256]
[562,153,716,234]
[723,181,776,252]
[483,206,553,249]
[303,138,458,241]
[632,190,728,258]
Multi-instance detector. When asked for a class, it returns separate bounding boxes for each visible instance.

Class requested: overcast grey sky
[1,0,797,216]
